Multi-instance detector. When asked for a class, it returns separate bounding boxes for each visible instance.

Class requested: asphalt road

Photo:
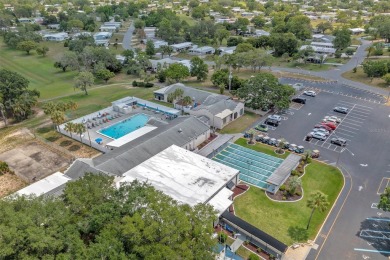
[122,20,134,50]
[256,86,390,259]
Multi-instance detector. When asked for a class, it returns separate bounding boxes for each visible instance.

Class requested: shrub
[0,161,10,175]
[145,82,154,88]
[256,247,264,253]
[306,157,312,164]
[295,190,302,196]
[345,48,354,56]
[137,82,145,87]
[335,50,342,58]
[297,166,304,174]
[291,170,299,176]
[157,70,166,83]
[282,196,287,200]
[63,41,69,47]
[244,240,249,245]
[279,185,286,191]
[248,253,260,260]
[132,80,138,86]
[218,232,227,243]
[374,48,383,56]
[353,67,357,73]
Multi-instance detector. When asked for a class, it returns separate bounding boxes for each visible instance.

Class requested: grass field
[233,141,343,245]
[342,67,388,89]
[219,112,260,134]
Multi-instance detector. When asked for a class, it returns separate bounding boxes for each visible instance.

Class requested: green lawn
[219,112,260,134]
[342,67,389,89]
[235,138,290,159]
[56,85,158,120]
[234,142,343,245]
[0,40,80,100]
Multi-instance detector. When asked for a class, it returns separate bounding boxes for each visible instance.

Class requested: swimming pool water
[99,114,149,139]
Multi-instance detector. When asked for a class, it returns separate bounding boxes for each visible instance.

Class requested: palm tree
[181,96,193,115]
[64,122,76,138]
[74,123,86,144]
[288,176,301,195]
[306,191,329,230]
[51,110,65,130]
[247,129,256,144]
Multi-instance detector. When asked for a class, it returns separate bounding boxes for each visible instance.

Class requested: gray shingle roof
[154,83,228,104]
[192,99,239,116]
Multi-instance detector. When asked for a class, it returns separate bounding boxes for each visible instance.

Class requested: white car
[328,116,341,123]
[312,128,330,136]
[303,90,316,97]
[268,114,282,122]
[309,132,327,141]
[322,117,337,124]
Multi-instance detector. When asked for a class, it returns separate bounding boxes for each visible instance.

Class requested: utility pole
[228,66,233,92]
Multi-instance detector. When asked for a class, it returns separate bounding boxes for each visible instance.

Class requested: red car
[315,124,333,132]
[322,122,337,130]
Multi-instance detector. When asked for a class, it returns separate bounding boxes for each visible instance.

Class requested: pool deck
[59,106,171,149]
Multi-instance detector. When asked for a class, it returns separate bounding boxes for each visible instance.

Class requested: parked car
[265,118,279,127]
[334,106,349,114]
[322,122,337,130]
[312,128,330,136]
[289,144,297,151]
[244,132,250,138]
[326,116,341,123]
[303,90,316,97]
[292,97,306,104]
[312,150,320,158]
[255,134,265,142]
[283,142,290,149]
[268,138,277,146]
[262,136,270,144]
[309,131,327,141]
[305,134,313,141]
[331,137,347,146]
[295,146,305,153]
[322,117,337,124]
[268,114,282,122]
[315,124,333,132]
[255,123,268,132]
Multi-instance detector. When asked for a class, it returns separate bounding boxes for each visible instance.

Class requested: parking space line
[343,118,364,124]
[335,128,357,134]
[377,178,390,195]
[342,121,362,127]
[347,114,368,120]
[349,110,371,115]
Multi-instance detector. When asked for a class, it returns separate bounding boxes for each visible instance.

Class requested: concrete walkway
[230,235,245,252]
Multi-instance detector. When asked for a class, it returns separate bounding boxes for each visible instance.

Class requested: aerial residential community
[0,0,390,259]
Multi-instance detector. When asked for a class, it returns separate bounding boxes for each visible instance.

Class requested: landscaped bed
[219,112,260,134]
[233,141,343,245]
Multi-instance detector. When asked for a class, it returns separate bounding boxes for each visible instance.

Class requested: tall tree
[306,191,329,230]
[17,40,38,55]
[36,46,49,56]
[74,71,95,95]
[333,28,352,50]
[145,39,156,57]
[0,175,217,259]
[237,72,294,111]
[73,123,86,144]
[287,15,312,41]
[270,33,299,56]
[50,110,66,130]
[316,21,333,34]
[190,57,208,81]
[160,45,173,58]
[64,122,76,138]
[165,64,190,82]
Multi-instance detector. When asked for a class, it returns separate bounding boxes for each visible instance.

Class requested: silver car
[309,132,327,141]
[312,128,330,136]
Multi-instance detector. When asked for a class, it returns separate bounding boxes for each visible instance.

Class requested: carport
[266,154,301,194]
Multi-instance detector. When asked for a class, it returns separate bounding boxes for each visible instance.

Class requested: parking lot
[253,88,377,159]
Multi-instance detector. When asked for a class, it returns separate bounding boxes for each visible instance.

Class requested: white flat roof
[208,187,234,215]
[106,125,157,147]
[15,172,71,196]
[118,145,239,206]
[215,109,232,119]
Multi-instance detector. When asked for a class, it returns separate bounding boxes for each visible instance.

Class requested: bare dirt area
[0,141,73,183]
[0,174,27,197]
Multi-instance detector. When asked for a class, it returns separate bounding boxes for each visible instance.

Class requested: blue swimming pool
[99,114,149,139]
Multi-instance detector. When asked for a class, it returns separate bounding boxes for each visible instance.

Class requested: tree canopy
[237,72,294,111]
[165,63,190,82]
[0,174,217,259]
